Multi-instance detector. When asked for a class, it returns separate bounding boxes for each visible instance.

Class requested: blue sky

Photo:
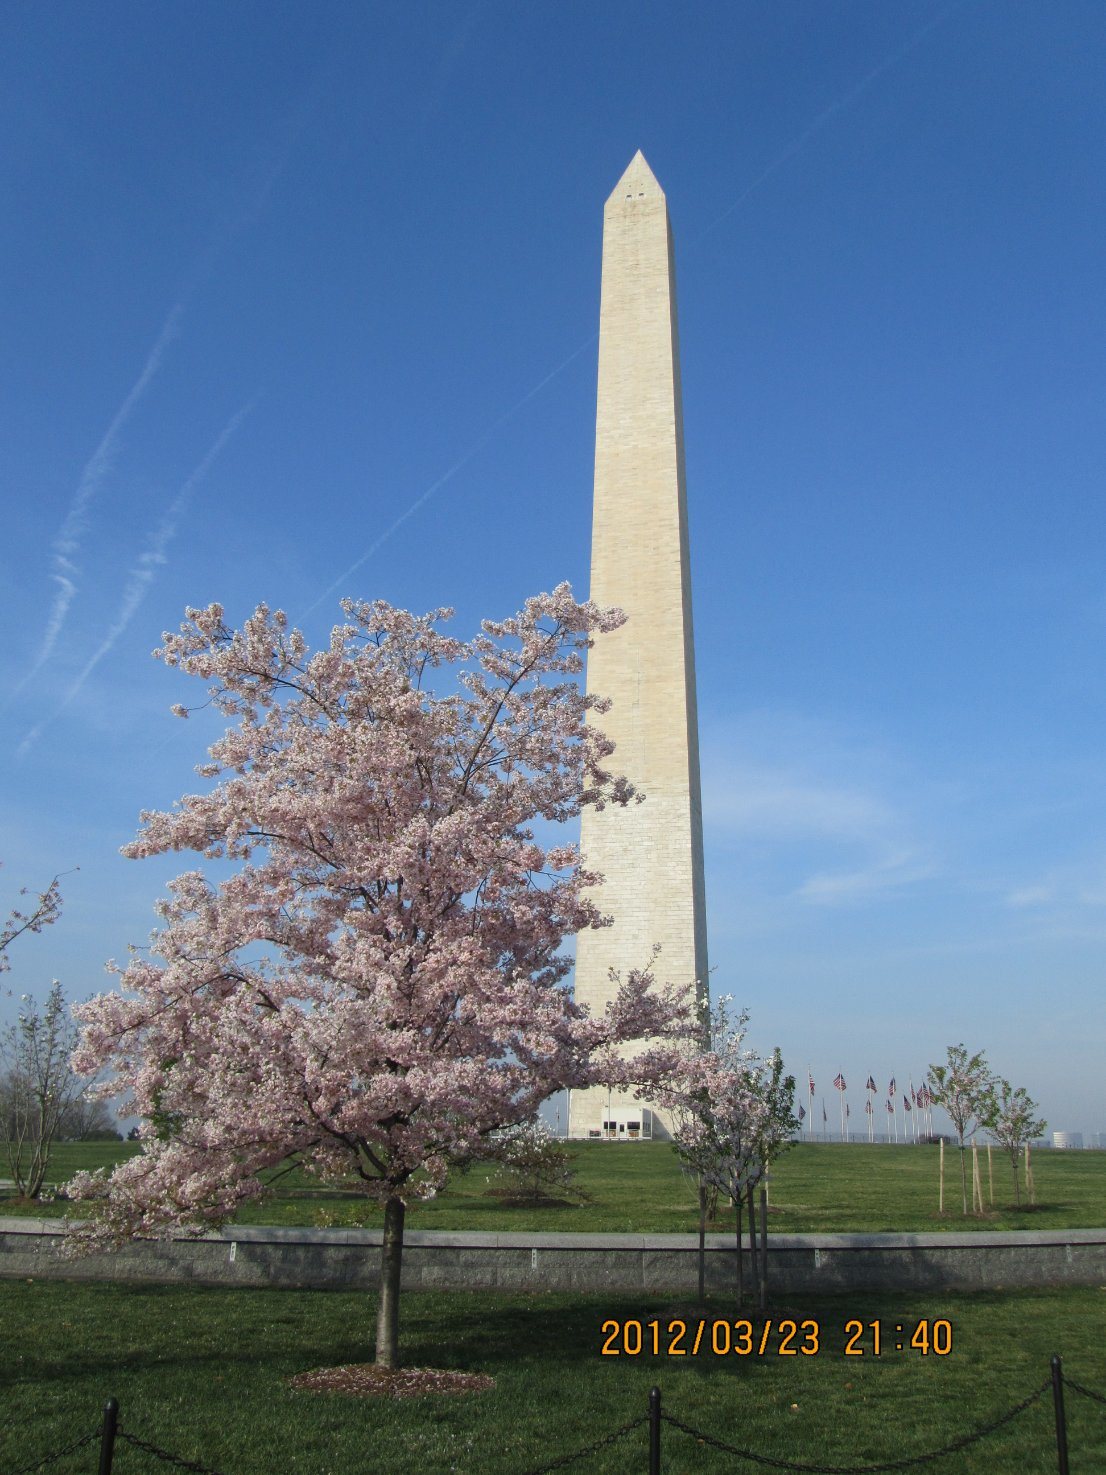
[3,2,1105,1138]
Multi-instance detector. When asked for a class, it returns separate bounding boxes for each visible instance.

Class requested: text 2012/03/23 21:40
[599,1318,954,1358]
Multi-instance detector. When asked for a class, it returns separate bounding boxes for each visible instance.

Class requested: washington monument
[568,152,708,1141]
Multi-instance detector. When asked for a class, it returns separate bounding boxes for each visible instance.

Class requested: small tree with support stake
[985,1079,1046,1208]
[927,1044,994,1215]
[660,1000,795,1308]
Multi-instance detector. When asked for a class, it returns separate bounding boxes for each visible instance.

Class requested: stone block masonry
[4,1219,1104,1295]
[569,152,708,1141]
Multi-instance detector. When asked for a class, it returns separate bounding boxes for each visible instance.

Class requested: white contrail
[14,304,184,695]
[697,4,959,243]
[303,14,956,620]
[16,399,256,758]
[300,334,597,619]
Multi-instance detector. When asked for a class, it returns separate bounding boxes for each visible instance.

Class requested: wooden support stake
[939,1138,944,1214]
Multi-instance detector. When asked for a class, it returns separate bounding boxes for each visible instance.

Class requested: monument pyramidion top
[607,148,665,207]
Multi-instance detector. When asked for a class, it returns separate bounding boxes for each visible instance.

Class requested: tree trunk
[375,1195,406,1368]
[27,1146,49,1200]
[758,1187,768,1312]
[734,1197,744,1308]
[745,1184,760,1305]
[958,1144,968,1214]
[697,1180,707,1303]
[8,1134,50,1199]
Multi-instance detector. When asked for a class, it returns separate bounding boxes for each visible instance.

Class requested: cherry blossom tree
[2,981,87,1198]
[0,867,65,973]
[486,1117,585,1205]
[660,999,796,1306]
[985,1080,1046,1207]
[926,1044,994,1214]
[65,587,694,1367]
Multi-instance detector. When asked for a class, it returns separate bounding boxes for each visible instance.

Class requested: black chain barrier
[658,1379,1051,1474]
[517,1415,647,1475]
[1066,1377,1106,1408]
[11,1361,1105,1475]
[5,1431,99,1475]
[116,1429,229,1475]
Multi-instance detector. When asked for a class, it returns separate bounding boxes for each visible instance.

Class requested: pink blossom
[66,587,696,1253]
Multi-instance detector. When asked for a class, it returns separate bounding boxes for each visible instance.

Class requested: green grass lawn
[3,1279,1105,1474]
[5,1140,1105,1234]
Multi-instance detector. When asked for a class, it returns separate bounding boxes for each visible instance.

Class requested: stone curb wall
[3,1219,1105,1294]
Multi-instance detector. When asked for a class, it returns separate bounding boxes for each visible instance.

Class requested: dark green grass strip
[6,1141,1105,1235]
[3,1280,1105,1474]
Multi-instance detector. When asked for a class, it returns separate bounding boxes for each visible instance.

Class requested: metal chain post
[649,1387,661,1475]
[98,1399,118,1475]
[1051,1355,1069,1475]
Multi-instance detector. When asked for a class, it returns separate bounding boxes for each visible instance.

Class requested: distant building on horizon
[1052,1131,1084,1150]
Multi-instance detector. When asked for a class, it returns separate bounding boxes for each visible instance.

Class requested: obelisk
[569,151,708,1141]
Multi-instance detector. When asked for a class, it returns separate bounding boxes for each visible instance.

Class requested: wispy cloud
[1003,862,1106,912]
[796,849,936,905]
[15,305,183,696]
[16,400,256,758]
[704,764,894,841]
[1005,882,1057,909]
[700,713,937,907]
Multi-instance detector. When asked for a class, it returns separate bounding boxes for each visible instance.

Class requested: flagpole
[807,1068,815,1142]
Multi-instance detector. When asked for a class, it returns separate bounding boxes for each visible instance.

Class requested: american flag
[833,1073,846,1090]
[889,1076,897,1096]
[886,1099,894,1112]
[797,1104,806,1122]
[904,1095,912,1112]
[866,1075,877,1092]
[865,1099,873,1115]
[808,1073,815,1095]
